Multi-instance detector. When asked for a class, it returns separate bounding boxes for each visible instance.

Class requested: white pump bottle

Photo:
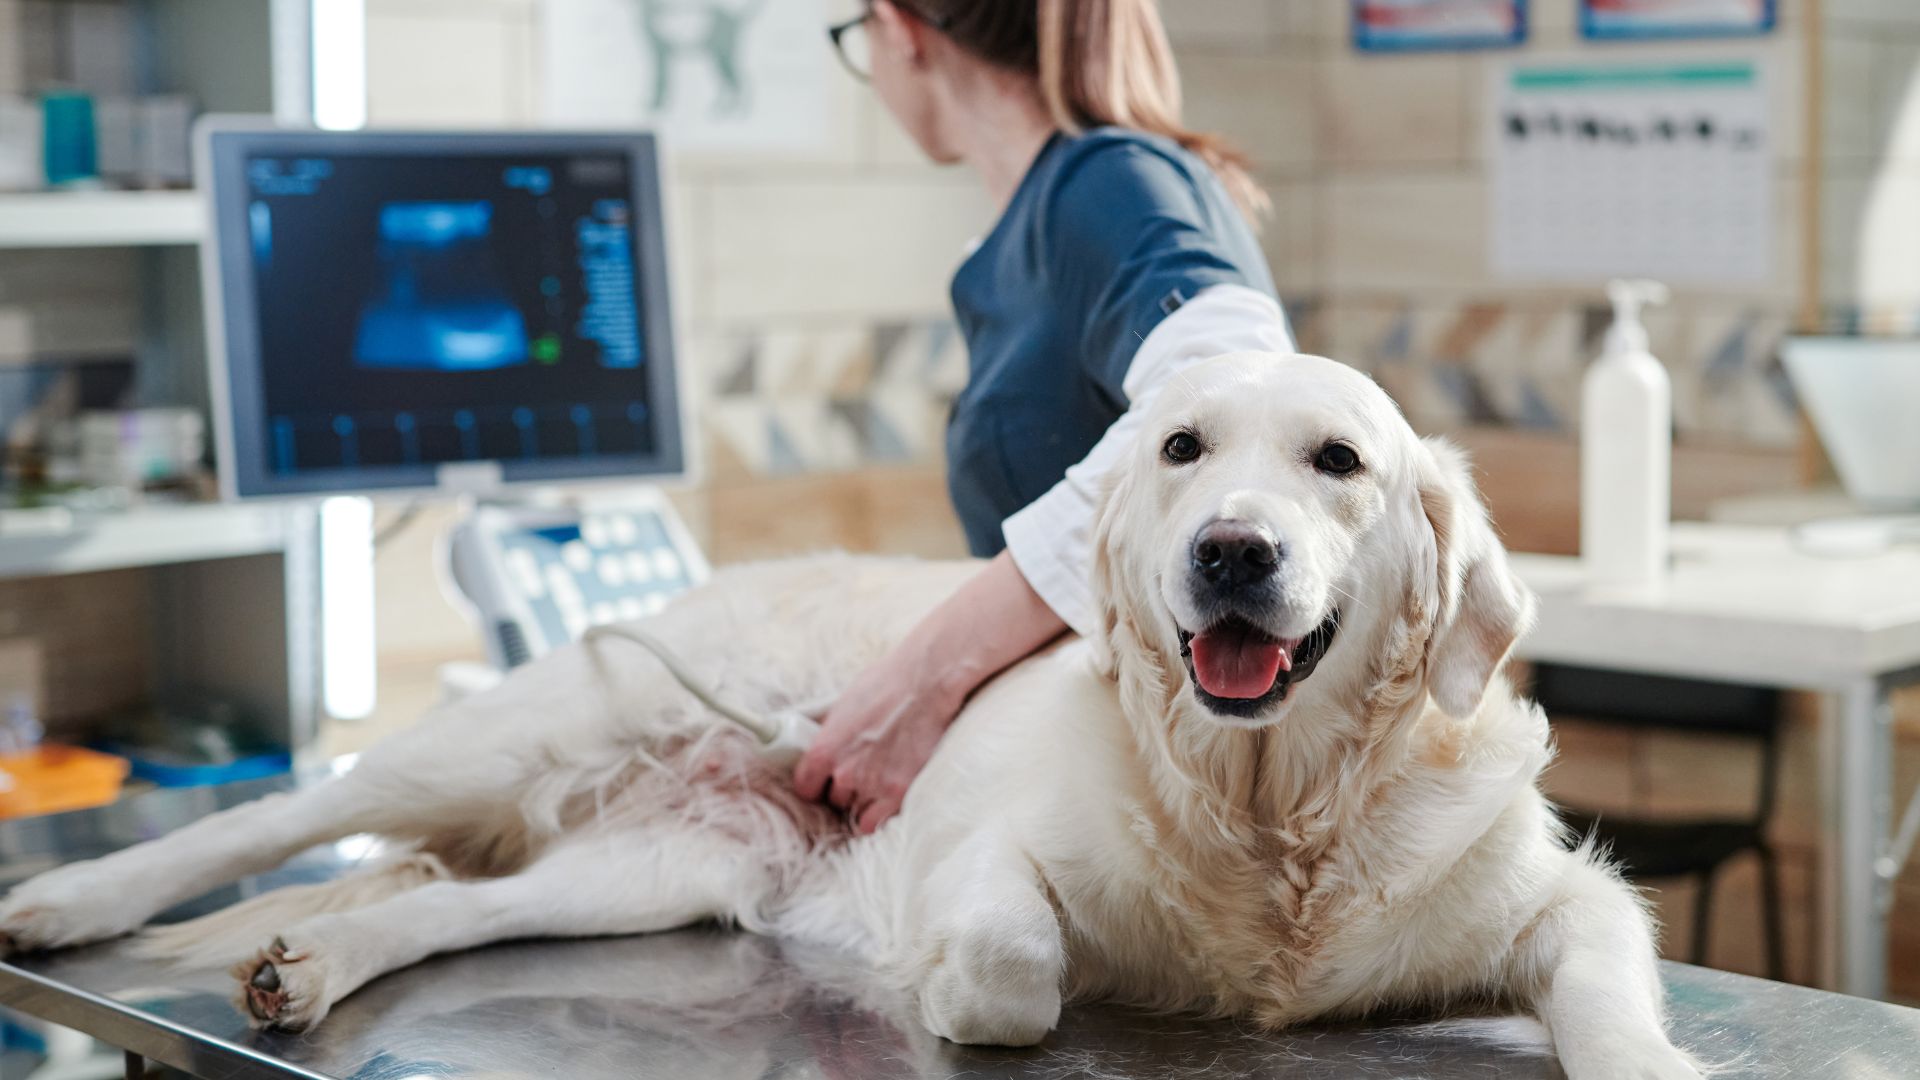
[1581,279,1671,587]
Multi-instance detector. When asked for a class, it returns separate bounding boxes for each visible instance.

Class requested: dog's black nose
[1191,520,1279,587]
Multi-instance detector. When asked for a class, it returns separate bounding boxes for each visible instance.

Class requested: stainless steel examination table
[1,773,1916,1079]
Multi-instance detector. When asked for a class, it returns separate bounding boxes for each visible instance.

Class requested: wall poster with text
[1353,0,1527,52]
[1580,0,1775,41]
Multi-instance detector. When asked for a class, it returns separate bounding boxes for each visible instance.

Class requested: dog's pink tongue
[1190,627,1293,699]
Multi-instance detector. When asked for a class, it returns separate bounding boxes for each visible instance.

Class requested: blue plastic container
[40,90,97,186]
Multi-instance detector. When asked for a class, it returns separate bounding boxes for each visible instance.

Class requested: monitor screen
[200,127,684,498]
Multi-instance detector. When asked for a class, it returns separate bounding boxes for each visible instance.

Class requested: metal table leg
[124,1049,145,1079]
[1823,675,1894,998]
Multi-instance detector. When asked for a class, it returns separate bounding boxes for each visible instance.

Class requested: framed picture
[1352,0,1527,53]
[1580,0,1775,41]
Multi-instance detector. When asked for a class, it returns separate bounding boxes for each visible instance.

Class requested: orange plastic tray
[0,745,130,819]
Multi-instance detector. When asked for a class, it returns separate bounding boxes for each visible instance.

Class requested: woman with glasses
[796,0,1292,831]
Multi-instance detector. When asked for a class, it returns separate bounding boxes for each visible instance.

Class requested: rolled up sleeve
[1001,284,1294,636]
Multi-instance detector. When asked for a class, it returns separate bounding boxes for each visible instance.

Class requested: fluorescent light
[312,0,367,131]
[321,496,377,720]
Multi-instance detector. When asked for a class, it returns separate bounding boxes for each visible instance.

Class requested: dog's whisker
[1326,582,1368,611]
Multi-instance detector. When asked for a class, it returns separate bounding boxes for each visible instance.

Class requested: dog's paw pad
[234,936,329,1032]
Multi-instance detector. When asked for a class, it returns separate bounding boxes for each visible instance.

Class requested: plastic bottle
[0,693,41,756]
[1581,279,1672,587]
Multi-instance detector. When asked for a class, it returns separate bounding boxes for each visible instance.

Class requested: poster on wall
[1352,0,1526,52]
[1488,57,1771,285]
[540,0,829,151]
[1581,0,1775,40]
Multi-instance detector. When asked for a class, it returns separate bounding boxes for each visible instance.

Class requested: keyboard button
[562,540,592,572]
[652,549,682,581]
[597,555,626,587]
[626,550,653,583]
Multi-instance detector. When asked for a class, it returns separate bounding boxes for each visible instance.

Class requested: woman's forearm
[914,549,1070,708]
[795,550,1071,830]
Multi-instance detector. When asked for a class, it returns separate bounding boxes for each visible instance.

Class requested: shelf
[0,502,303,579]
[0,190,204,249]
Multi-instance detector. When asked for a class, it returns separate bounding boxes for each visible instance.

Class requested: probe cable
[582,623,821,766]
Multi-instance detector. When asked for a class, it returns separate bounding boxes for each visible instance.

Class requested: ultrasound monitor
[198,124,685,499]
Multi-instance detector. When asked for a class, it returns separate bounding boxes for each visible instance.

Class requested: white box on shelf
[0,307,29,365]
[0,97,38,191]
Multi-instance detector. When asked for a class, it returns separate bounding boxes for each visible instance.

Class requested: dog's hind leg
[0,639,675,956]
[1513,855,1703,1080]
[233,825,777,1032]
[0,772,419,956]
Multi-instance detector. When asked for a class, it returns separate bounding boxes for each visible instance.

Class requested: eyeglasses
[827,3,952,82]
[827,12,874,80]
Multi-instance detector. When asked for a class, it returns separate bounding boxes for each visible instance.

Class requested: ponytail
[916,0,1269,225]
[1036,0,1268,223]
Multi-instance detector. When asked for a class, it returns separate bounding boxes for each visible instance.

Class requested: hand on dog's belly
[794,551,1067,834]
[794,655,959,835]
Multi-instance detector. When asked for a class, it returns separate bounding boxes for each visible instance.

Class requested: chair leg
[1691,868,1716,966]
[1757,846,1787,982]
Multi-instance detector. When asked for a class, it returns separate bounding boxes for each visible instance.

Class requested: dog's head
[1091,353,1534,729]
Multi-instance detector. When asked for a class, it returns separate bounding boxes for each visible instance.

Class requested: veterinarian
[796,0,1293,831]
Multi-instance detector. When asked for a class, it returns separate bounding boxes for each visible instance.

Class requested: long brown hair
[907,0,1269,223]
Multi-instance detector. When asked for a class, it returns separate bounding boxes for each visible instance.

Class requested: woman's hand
[791,633,966,835]
[793,550,1067,835]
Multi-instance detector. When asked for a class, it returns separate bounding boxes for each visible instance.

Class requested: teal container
[41,90,97,186]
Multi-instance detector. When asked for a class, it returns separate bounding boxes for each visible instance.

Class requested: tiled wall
[347,3,1920,1003]
[360,0,994,543]
[1307,5,1810,450]
[1821,0,1920,328]
[352,0,1838,645]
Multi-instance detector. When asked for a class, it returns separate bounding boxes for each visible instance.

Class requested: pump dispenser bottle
[1581,279,1671,587]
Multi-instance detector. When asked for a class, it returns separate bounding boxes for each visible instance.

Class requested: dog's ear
[1416,436,1536,719]
[1087,463,1144,678]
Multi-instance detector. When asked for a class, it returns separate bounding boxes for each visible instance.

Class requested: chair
[1528,663,1787,980]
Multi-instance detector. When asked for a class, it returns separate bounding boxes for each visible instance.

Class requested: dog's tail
[132,852,453,969]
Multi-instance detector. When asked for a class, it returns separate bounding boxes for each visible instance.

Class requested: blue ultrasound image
[244,152,654,476]
[355,202,531,372]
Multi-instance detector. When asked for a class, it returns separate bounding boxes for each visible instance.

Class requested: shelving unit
[0,190,204,249]
[0,502,293,579]
[0,0,333,765]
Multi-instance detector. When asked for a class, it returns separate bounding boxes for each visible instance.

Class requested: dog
[0,354,1699,1078]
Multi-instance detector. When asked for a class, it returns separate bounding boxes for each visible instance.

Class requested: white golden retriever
[0,354,1697,1078]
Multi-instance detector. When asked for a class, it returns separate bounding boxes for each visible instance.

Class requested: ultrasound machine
[197,122,708,675]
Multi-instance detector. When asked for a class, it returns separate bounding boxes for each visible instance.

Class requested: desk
[0,776,1917,1079]
[1510,522,1920,1000]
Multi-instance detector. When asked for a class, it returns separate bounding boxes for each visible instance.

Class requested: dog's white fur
[0,355,1698,1078]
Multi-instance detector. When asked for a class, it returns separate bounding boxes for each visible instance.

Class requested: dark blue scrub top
[946,127,1278,557]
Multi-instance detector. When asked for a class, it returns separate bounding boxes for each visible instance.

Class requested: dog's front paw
[233,933,342,1033]
[0,861,147,955]
[916,923,1063,1046]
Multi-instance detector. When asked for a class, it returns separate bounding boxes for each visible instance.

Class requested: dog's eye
[1162,431,1202,465]
[1314,442,1362,476]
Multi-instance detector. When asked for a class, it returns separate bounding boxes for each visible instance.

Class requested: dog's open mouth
[1176,610,1339,717]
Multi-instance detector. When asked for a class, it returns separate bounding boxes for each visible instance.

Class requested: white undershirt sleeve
[1000,284,1295,636]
